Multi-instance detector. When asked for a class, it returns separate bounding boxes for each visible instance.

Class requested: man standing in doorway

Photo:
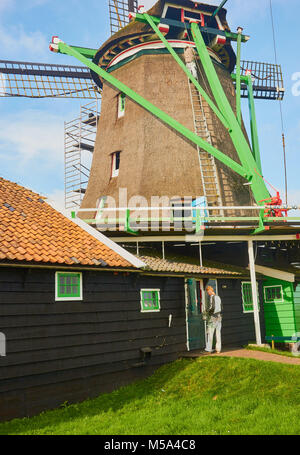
[184,45,198,81]
[203,286,222,354]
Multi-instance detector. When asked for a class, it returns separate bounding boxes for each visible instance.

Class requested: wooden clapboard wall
[0,267,186,421]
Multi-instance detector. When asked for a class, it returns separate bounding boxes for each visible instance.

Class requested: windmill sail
[236,60,285,100]
[0,60,101,99]
[109,0,138,35]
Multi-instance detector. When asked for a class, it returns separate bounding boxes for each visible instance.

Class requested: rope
[269,0,288,204]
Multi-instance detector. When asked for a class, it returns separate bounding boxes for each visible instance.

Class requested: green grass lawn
[0,357,300,435]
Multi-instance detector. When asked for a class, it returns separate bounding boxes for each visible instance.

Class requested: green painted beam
[56,40,247,179]
[190,22,270,205]
[69,45,97,59]
[230,73,263,174]
[81,216,300,224]
[247,75,263,175]
[143,13,230,131]
[231,74,249,83]
[211,0,229,19]
[235,28,243,126]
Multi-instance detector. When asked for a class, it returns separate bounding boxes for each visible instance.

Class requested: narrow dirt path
[211,349,300,366]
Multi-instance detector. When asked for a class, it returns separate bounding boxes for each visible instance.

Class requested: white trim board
[69,216,146,269]
[247,265,295,283]
[111,235,300,243]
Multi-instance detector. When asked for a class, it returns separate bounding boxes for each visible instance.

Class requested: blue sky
[0,0,299,210]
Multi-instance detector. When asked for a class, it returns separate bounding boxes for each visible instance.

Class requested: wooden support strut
[248,240,262,346]
[52,38,247,180]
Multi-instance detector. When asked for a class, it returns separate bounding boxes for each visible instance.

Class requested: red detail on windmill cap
[49,44,58,53]
[216,35,226,45]
[51,36,59,43]
[158,23,170,34]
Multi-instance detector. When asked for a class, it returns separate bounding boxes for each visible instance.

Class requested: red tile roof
[140,255,244,276]
[0,177,134,268]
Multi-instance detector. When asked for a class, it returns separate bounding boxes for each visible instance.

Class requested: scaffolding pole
[64,101,100,209]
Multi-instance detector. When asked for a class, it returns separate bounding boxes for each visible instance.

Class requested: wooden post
[248,240,262,345]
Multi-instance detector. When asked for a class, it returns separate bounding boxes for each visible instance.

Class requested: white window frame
[264,285,284,304]
[55,272,83,302]
[111,151,120,178]
[140,289,161,313]
[241,281,260,314]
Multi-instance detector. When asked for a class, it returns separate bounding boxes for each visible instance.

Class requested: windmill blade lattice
[0,60,101,99]
[236,60,285,100]
[109,0,138,35]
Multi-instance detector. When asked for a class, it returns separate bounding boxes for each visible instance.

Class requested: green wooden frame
[263,285,284,304]
[140,289,161,313]
[241,281,260,313]
[55,272,82,301]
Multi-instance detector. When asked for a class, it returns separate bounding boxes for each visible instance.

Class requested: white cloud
[0,24,48,58]
[0,109,64,165]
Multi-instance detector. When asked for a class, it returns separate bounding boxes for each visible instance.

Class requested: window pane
[72,276,79,285]
[115,152,120,170]
[72,286,78,295]
[60,286,66,295]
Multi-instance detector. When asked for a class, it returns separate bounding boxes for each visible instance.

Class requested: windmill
[0,0,285,227]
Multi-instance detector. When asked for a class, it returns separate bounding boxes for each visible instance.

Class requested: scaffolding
[64,101,100,209]
[109,0,138,35]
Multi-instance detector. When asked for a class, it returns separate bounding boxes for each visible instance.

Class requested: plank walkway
[181,348,300,366]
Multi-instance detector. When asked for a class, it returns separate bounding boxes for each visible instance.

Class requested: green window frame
[55,272,82,301]
[118,93,126,118]
[264,285,284,304]
[140,289,160,313]
[241,282,260,313]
